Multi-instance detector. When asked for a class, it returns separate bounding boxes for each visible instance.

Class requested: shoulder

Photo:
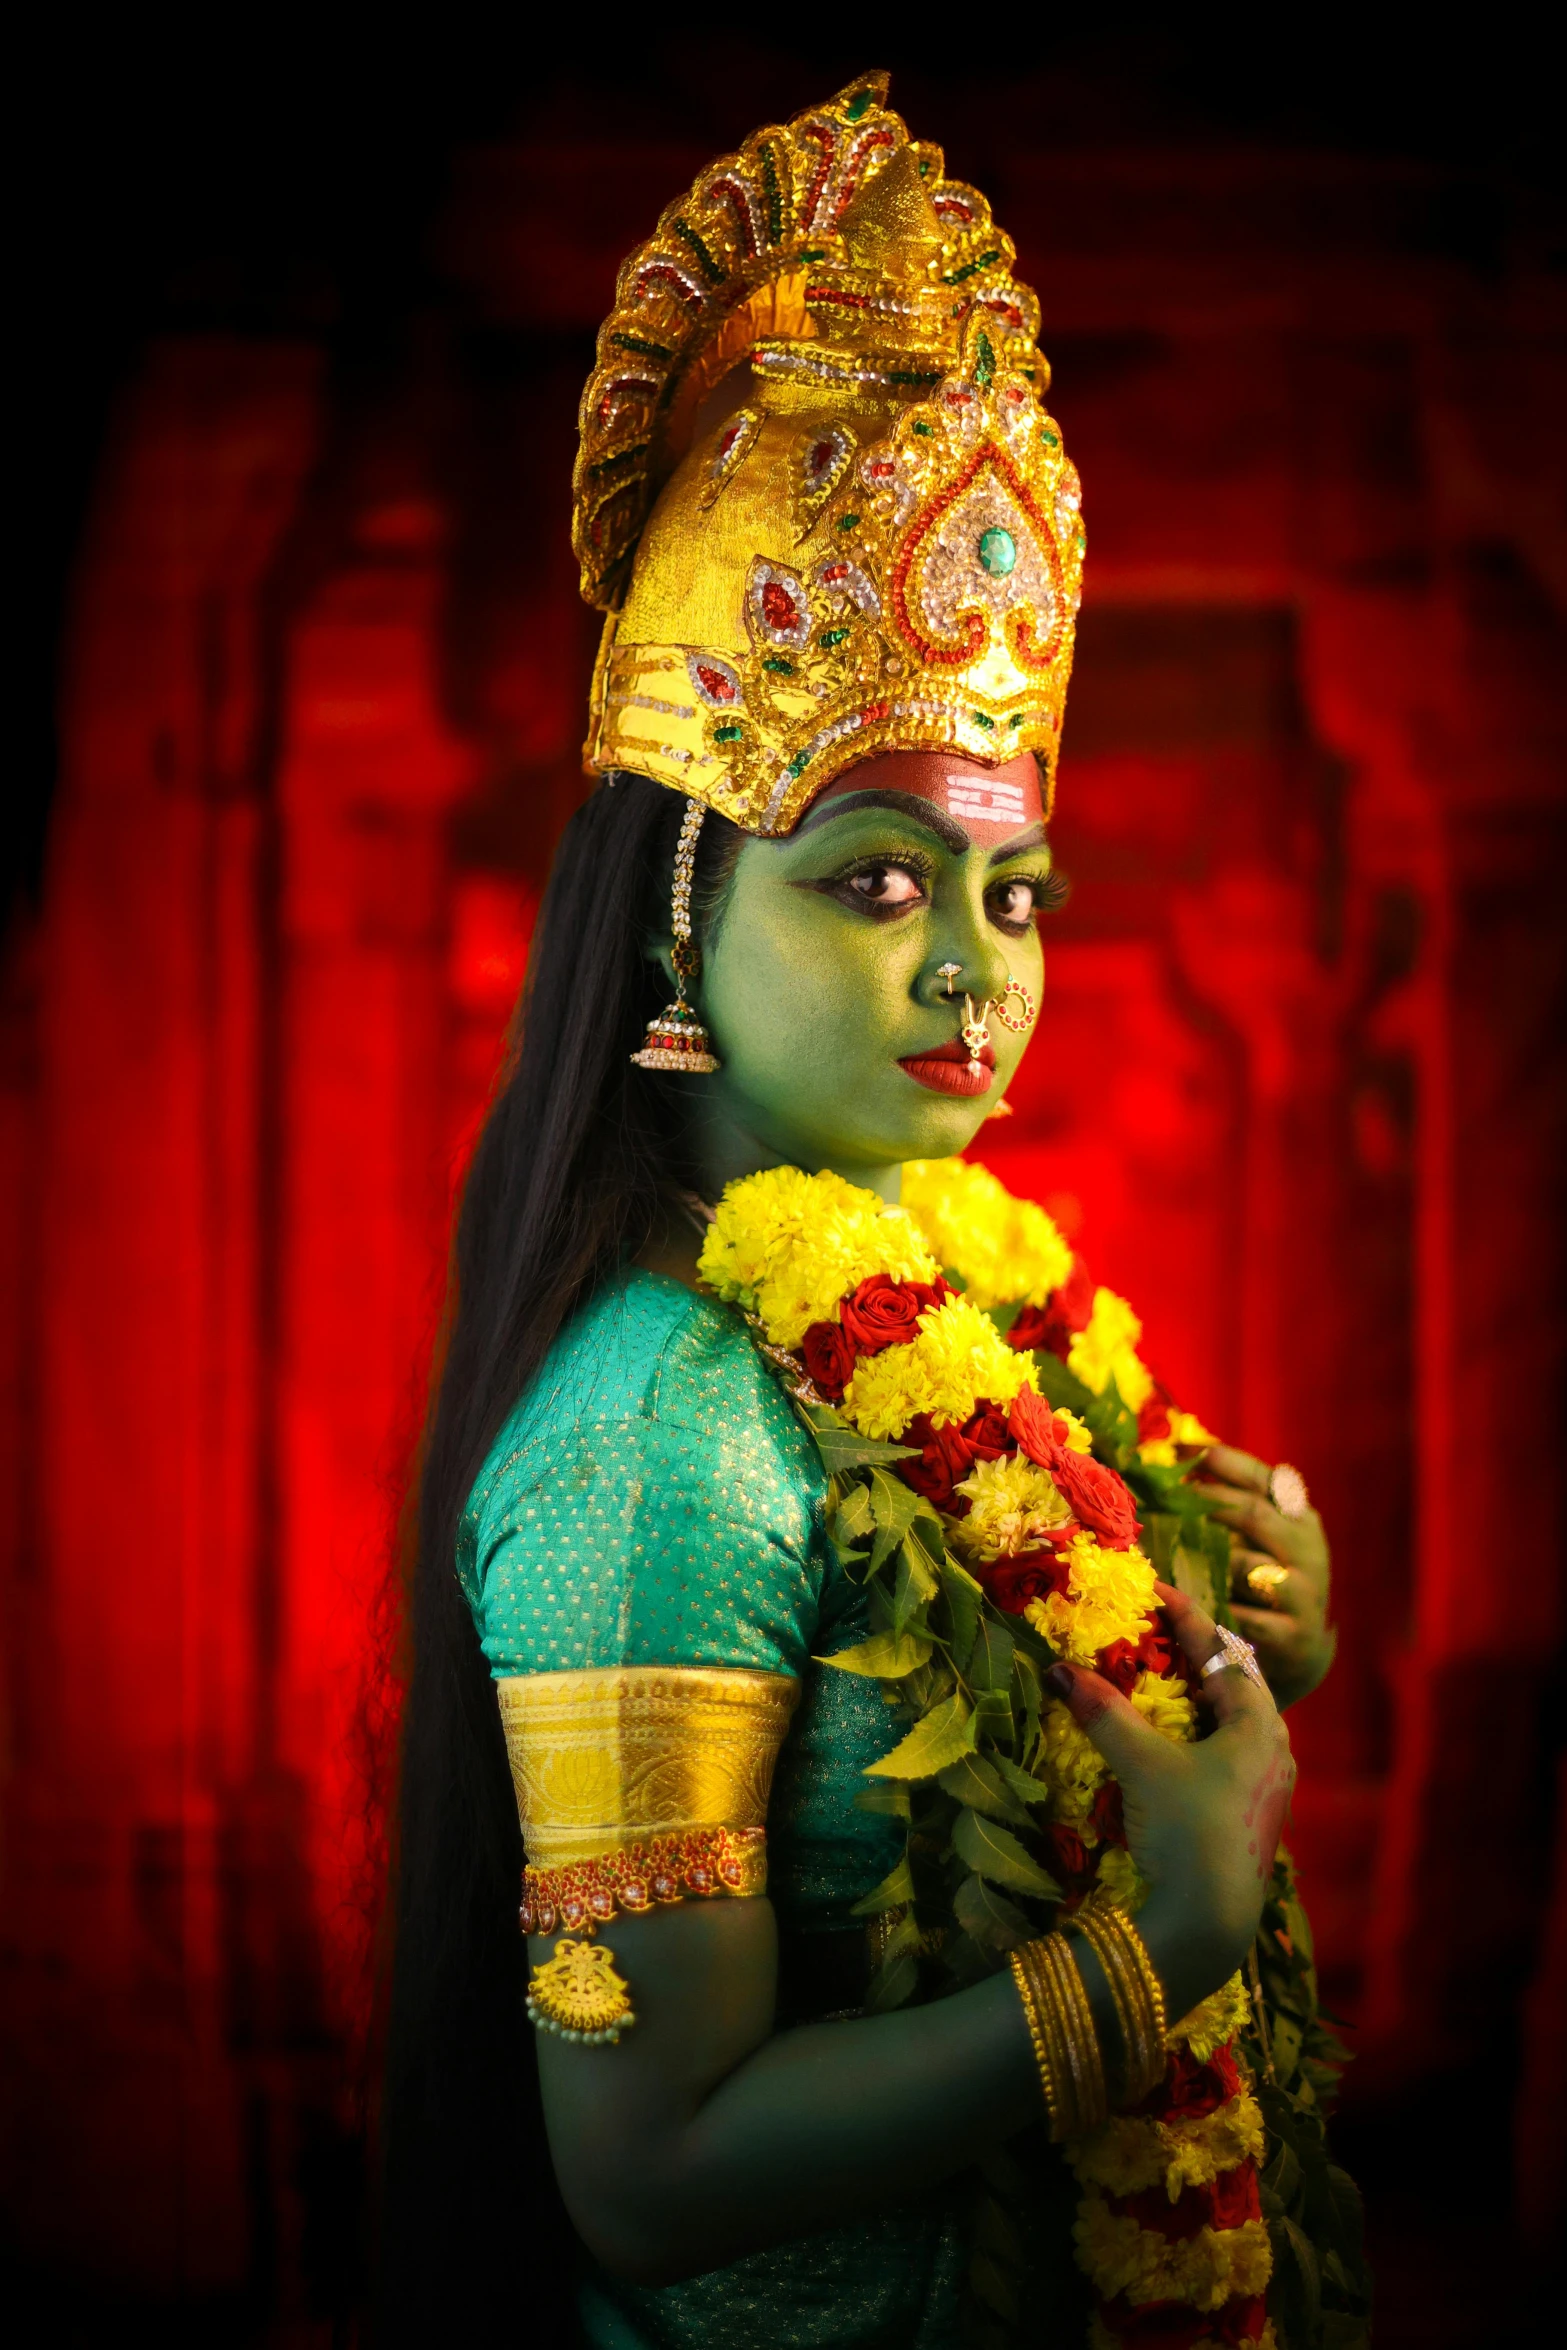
[457,1268,833,1674]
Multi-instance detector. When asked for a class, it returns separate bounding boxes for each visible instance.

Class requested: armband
[497,1665,799,2044]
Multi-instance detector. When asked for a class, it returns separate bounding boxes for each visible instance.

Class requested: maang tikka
[630,797,722,1074]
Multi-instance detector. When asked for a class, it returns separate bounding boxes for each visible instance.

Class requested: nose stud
[937,962,962,998]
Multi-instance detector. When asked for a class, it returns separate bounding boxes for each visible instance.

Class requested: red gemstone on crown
[809,440,835,477]
[761,582,801,631]
[821,562,848,583]
[695,663,737,703]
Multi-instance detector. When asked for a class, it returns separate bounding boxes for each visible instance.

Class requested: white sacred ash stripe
[946,778,1028,822]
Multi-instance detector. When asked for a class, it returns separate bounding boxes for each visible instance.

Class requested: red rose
[839,1273,949,1354]
[1009,1387,1068,1470]
[1135,1615,1177,1680]
[980,1548,1071,1615]
[1142,2043,1242,2123]
[1138,1385,1173,1445]
[963,1402,1012,1461]
[800,1319,857,1401]
[1090,1778,1127,1847]
[1207,2162,1263,2231]
[1012,1257,1097,1360]
[1097,1640,1141,1697]
[900,1413,980,1512]
[1050,1448,1140,1550]
[1040,1822,1095,1894]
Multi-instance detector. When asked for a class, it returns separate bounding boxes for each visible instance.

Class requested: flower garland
[699,1157,1368,2350]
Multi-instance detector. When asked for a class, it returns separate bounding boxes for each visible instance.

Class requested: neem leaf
[832,1480,876,1545]
[867,1465,922,1572]
[854,1781,911,1818]
[864,1689,976,1779]
[850,1855,915,1915]
[990,1750,1050,1810]
[817,1629,933,1678]
[953,1869,1033,1952]
[968,1613,1015,1694]
[937,1751,1031,1825]
[940,1558,984,1672]
[797,1401,920,1475]
[951,1806,1062,1899]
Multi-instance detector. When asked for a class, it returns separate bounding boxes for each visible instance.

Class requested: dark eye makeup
[808,851,1066,931]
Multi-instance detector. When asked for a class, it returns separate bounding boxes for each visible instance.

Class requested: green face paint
[662,790,1054,1204]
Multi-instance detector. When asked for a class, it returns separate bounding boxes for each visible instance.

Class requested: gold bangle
[1011,1931,1108,2139]
[1068,1895,1168,2106]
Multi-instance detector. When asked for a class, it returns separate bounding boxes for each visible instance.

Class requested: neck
[687,1091,902,1207]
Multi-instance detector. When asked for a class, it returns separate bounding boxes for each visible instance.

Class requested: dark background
[5,12,1564,2343]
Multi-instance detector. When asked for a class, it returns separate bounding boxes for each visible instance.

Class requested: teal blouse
[460,1267,966,2348]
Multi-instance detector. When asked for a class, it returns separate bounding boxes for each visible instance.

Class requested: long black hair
[377,773,743,2342]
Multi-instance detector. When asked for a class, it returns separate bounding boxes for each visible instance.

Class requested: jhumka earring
[630,798,722,1074]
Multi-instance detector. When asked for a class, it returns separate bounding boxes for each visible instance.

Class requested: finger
[1154,1582,1279,1732]
[1199,1443,1272,1496]
[1043,1661,1181,1782]
[1201,1484,1306,1560]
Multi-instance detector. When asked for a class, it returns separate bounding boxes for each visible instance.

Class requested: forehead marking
[943,777,1030,825]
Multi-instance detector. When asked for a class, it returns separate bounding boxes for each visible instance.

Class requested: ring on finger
[1244,1562,1290,1608]
[1269,1463,1309,1519]
[1201,1625,1268,1691]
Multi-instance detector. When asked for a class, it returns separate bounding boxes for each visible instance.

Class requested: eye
[988,877,1041,932]
[843,861,927,911]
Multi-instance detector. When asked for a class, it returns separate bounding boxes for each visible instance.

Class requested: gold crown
[575,73,1084,836]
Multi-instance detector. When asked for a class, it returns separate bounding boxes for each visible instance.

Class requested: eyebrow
[795,789,971,857]
[987,820,1049,865]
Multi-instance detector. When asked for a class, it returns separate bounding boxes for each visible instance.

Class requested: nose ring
[991,974,1037,1032]
[937,962,962,998]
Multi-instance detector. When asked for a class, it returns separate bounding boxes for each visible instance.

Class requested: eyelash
[824,857,1067,929]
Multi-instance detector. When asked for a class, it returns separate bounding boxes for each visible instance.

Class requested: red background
[4,25,1563,2344]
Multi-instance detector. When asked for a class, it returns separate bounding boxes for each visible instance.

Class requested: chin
[851,1092,995,1165]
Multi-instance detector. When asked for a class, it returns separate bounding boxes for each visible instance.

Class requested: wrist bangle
[1010,1930,1109,2140]
[1066,1893,1168,2106]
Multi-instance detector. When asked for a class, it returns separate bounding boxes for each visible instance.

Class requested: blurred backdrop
[4,16,1564,2344]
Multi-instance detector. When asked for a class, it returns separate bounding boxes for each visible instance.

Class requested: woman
[381,79,1338,2349]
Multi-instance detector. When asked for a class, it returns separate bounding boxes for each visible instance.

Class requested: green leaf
[817,1629,933,1678]
[953,1869,1033,1951]
[937,1751,1031,1825]
[893,1523,943,1633]
[973,1685,1016,1746]
[831,1479,875,1546]
[854,1780,911,1818]
[990,1750,1050,1810]
[1012,1648,1043,1755]
[1031,1351,1097,1417]
[864,1689,976,1779]
[939,1558,984,1672]
[951,1805,1062,1898]
[865,1947,919,2013]
[797,1401,919,1475]
[866,1465,922,1572]
[850,1855,915,1915]
[969,1613,1015,1694]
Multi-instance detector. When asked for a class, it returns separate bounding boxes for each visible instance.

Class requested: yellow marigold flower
[1138,1404,1219,1468]
[1073,2199,1271,2312]
[1068,1287,1155,1413]
[1026,1531,1158,1664]
[1094,1845,1148,1912]
[1056,1408,1094,1455]
[842,1295,1034,1440]
[700,1166,936,1346]
[953,1453,1071,1561]
[1035,1698,1108,1820]
[900,1156,1073,1310]
[1169,1971,1251,2061]
[1073,2086,1266,2201]
[1132,1672,1197,1744]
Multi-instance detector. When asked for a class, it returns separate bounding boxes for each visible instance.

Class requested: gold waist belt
[496,1664,801,1871]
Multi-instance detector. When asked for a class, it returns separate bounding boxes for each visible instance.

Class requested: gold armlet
[499,1665,799,2047]
[1066,1893,1169,2107]
[1010,1932,1109,2140]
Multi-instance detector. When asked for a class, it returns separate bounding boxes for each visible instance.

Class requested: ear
[642,926,679,994]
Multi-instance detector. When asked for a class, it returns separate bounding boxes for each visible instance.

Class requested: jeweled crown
[575,73,1084,835]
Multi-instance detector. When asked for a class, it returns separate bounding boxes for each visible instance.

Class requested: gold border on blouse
[496,1665,801,1868]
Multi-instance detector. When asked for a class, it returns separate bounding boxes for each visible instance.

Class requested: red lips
[899,1036,995,1097]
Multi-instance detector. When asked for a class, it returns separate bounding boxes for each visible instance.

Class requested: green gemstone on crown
[978,526,1017,578]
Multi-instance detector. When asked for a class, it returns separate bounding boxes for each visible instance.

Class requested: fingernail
[1044,1663,1074,1698]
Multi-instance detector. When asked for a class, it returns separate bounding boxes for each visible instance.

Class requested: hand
[1046,1584,1295,2021]
[1195,1444,1335,1709]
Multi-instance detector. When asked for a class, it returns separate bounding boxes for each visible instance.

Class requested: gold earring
[631,799,721,1074]
[991,974,1037,1032]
